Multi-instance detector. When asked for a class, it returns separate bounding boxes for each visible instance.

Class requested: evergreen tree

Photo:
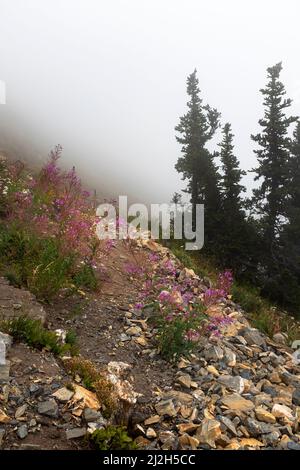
[277,122,300,308]
[217,123,250,270]
[175,69,221,244]
[220,123,246,211]
[251,62,298,258]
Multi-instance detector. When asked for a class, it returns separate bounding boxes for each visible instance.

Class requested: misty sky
[0,0,300,204]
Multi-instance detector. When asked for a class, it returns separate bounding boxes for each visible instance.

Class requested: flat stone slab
[0,277,46,324]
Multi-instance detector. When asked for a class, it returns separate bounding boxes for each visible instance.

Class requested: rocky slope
[1,239,300,450]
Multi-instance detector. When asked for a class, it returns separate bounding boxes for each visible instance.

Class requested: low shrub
[0,316,77,356]
[64,357,116,415]
[89,426,137,450]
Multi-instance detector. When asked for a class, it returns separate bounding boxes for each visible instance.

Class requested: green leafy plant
[0,316,77,356]
[89,426,137,450]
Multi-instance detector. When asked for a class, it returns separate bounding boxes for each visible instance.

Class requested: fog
[0,0,299,204]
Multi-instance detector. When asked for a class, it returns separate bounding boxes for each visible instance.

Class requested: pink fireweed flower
[158,290,172,303]
[148,253,160,263]
[124,262,144,276]
[185,329,200,342]
[217,270,233,296]
[203,288,225,306]
[134,302,144,310]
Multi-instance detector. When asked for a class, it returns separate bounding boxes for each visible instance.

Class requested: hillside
[1,153,300,451]
[1,237,300,450]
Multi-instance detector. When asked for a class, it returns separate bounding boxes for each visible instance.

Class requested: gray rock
[29,383,42,395]
[204,345,224,361]
[292,387,300,406]
[15,404,27,419]
[0,332,12,350]
[263,431,281,445]
[239,328,266,347]
[155,399,177,417]
[83,407,102,423]
[66,427,87,439]
[0,360,10,382]
[37,399,59,417]
[287,441,300,451]
[281,371,300,387]
[218,375,245,394]
[245,417,274,437]
[218,416,238,436]
[272,333,286,345]
[17,424,28,440]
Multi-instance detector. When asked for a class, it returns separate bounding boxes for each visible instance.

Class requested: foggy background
[0,0,299,204]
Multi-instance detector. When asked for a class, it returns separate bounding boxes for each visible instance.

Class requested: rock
[204,345,224,361]
[29,384,41,395]
[52,387,74,403]
[218,375,245,394]
[155,399,177,417]
[146,427,157,439]
[292,350,300,366]
[83,408,102,423]
[107,361,131,376]
[218,416,238,436]
[126,326,142,336]
[287,441,300,450]
[0,361,10,382]
[292,388,300,406]
[37,399,59,418]
[0,332,12,351]
[66,427,87,439]
[179,433,199,450]
[119,334,130,342]
[223,348,236,367]
[162,390,193,405]
[280,371,300,387]
[272,404,294,422]
[245,417,274,437]
[239,438,264,448]
[269,372,281,384]
[255,407,276,424]
[176,423,200,434]
[144,415,160,425]
[17,424,28,439]
[263,431,281,445]
[216,434,231,447]
[134,336,148,346]
[15,404,27,419]
[239,327,266,347]
[0,409,10,423]
[220,393,255,412]
[71,384,101,410]
[196,419,221,448]
[177,374,192,389]
[207,365,219,377]
[273,333,287,345]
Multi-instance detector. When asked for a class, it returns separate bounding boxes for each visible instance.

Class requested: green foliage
[73,263,97,290]
[175,69,221,235]
[231,284,264,313]
[0,224,74,301]
[0,223,99,301]
[0,316,77,356]
[65,329,77,346]
[153,302,206,362]
[89,426,137,450]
